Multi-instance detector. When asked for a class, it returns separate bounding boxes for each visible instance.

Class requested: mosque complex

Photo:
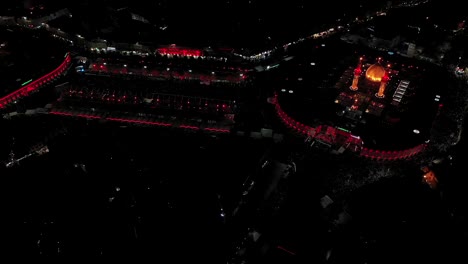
[274,54,438,160]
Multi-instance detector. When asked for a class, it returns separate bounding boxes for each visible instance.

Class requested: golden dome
[365,64,386,82]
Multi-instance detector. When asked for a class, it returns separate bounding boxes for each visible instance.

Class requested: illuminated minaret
[350,58,363,91]
[375,72,389,98]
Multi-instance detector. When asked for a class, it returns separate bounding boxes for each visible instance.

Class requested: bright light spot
[413,129,420,134]
[288,90,294,94]
[188,69,192,73]
[310,62,316,66]
[166,68,170,71]
[143,66,147,69]
[321,44,326,47]
[281,89,286,92]
[123,64,127,67]
[115,187,120,192]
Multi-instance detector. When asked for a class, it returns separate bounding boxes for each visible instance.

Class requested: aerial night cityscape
[1,0,468,262]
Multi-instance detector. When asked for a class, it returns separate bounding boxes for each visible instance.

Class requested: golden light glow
[350,75,359,91]
[365,64,386,82]
[376,82,387,98]
[421,167,438,189]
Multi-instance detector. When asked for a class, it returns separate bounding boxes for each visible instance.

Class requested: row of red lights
[360,144,426,160]
[49,111,230,133]
[64,90,234,113]
[0,54,72,108]
[89,64,247,82]
[157,48,202,57]
[274,95,313,136]
[273,94,426,161]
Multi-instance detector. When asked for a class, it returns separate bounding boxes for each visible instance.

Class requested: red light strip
[204,127,230,133]
[273,93,426,160]
[76,114,101,119]
[49,111,230,133]
[276,246,296,256]
[49,111,74,116]
[0,53,72,108]
[106,117,172,127]
[179,125,200,130]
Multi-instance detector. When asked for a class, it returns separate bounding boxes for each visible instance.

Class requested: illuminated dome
[365,64,386,82]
